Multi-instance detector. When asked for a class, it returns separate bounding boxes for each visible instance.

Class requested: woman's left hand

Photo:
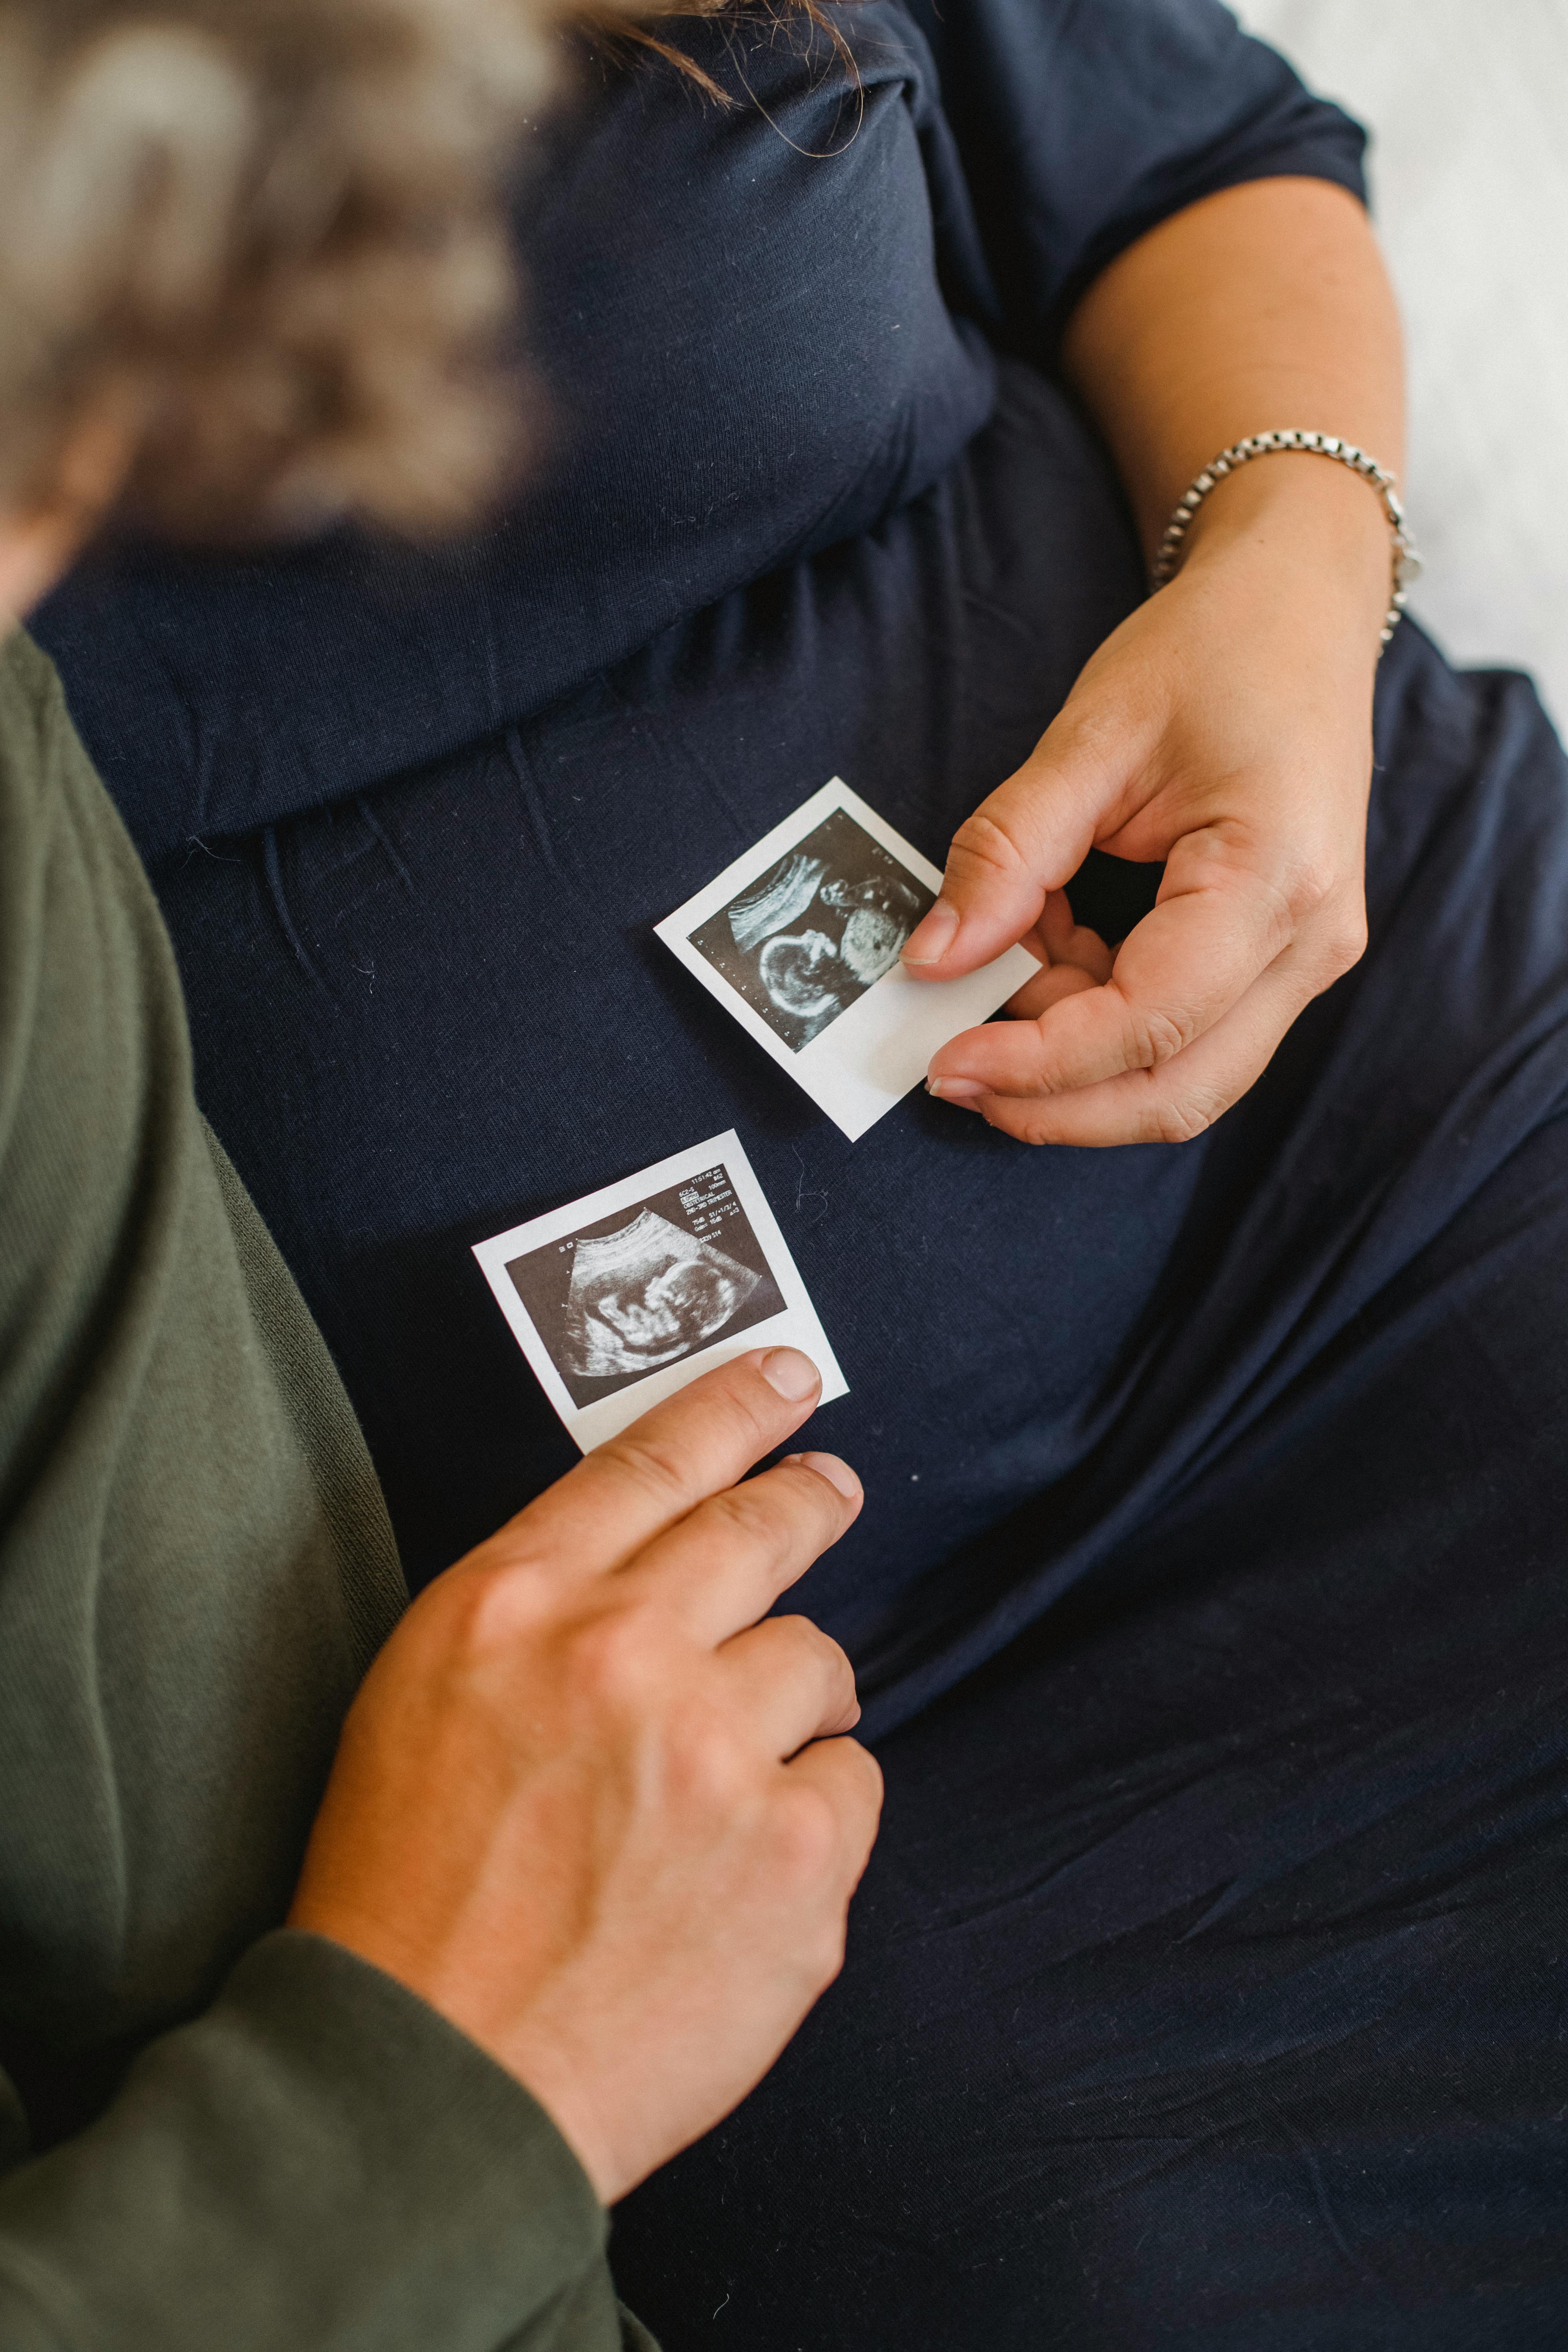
[904,475,1388,1147]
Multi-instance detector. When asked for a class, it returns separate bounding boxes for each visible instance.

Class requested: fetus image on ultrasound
[506,1165,787,1406]
[690,807,935,1050]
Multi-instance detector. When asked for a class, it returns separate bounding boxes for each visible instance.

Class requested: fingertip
[793,1450,862,1509]
[900,897,960,968]
[924,1064,989,1118]
[758,1347,822,1403]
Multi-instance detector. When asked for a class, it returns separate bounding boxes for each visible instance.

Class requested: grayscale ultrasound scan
[505,1165,787,1406]
[689,807,934,1050]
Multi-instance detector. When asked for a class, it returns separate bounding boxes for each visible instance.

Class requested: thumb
[901,733,1106,980]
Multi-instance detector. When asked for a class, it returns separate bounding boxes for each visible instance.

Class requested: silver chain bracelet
[1151,428,1424,648]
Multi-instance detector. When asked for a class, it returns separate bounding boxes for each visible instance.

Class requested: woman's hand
[905,454,1390,1145]
[289,1347,880,2207]
[904,172,1408,1147]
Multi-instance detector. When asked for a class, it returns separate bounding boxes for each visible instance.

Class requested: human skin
[906,176,1405,1148]
[289,1347,881,2205]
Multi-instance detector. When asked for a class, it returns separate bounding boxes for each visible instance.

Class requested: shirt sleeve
[0,1934,639,2352]
[898,0,1368,350]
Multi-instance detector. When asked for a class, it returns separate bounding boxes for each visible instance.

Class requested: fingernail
[759,1347,821,1402]
[926,1076,985,1101]
[795,1450,861,1503]
[901,898,960,965]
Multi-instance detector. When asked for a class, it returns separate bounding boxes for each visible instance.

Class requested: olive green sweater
[0,628,651,2349]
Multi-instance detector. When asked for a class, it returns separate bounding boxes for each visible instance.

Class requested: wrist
[1175,453,1398,645]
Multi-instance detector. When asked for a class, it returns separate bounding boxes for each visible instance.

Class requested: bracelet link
[1151,429,1424,650]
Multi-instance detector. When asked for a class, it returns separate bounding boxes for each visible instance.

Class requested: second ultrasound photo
[656,779,1041,1140]
[505,1164,785,1408]
[473,1132,848,1448]
[688,806,935,1051]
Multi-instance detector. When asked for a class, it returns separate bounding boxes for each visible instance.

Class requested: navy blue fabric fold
[612,1092,1568,2337]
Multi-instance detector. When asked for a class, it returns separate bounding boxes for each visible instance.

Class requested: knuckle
[806,1740,884,1862]
[1012,1111,1059,1149]
[1149,1087,1223,1146]
[1321,907,1368,977]
[768,1781,842,1887]
[705,1459,848,1568]
[833,1737,885,1821]
[593,1429,697,1517]
[564,1606,666,1713]
[705,1373,776,1455]
[704,1479,799,1557]
[442,1557,547,1665]
[774,1612,843,1668]
[947,807,1031,884]
[780,1616,858,1711]
[1120,991,1192,1070]
[1285,851,1340,921]
[666,1713,748,1813]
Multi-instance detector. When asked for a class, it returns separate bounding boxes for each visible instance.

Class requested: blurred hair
[0,0,842,543]
[0,0,570,539]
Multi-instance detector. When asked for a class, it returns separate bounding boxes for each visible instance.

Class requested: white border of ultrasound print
[655,778,1040,1142]
[472,1130,848,1453]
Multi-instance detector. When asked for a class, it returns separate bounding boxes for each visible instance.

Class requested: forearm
[0,1935,620,2352]
[1062,176,1405,641]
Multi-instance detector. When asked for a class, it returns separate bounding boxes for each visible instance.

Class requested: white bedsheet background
[1234,0,1568,728]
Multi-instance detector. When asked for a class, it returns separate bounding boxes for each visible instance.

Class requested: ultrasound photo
[688,807,935,1052]
[505,1164,787,1407]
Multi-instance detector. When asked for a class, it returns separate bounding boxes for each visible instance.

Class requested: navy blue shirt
[36,0,1371,1727]
[39,0,1363,857]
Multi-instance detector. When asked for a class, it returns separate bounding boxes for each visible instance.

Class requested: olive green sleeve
[0,1933,642,2351]
[0,626,661,2347]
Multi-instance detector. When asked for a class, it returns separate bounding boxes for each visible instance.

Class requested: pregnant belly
[145,365,1211,1717]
